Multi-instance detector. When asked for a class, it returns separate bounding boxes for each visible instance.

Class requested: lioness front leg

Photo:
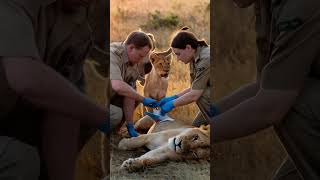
[120,145,177,172]
[118,135,149,150]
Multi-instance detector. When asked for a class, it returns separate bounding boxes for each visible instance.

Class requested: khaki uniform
[190,46,212,127]
[0,0,93,178]
[255,0,320,179]
[109,42,148,129]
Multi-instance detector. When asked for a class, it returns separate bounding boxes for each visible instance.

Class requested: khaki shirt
[110,42,148,98]
[255,0,320,90]
[190,46,211,118]
[0,0,91,118]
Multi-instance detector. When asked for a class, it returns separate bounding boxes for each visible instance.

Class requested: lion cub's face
[168,125,210,154]
[149,48,172,78]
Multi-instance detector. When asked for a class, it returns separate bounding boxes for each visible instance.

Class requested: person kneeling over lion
[159,27,217,127]
[110,31,160,137]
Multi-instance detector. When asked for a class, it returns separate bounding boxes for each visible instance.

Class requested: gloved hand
[127,123,139,137]
[142,97,159,108]
[160,100,175,115]
[159,95,178,106]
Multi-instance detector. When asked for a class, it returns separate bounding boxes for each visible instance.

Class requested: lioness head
[149,48,172,78]
[168,125,210,154]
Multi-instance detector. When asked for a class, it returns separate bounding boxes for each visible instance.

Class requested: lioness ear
[155,48,172,57]
[200,125,209,130]
[200,125,210,136]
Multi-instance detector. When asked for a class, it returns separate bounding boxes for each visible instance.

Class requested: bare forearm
[216,82,259,113]
[123,97,136,124]
[174,90,202,107]
[176,88,191,97]
[111,80,144,102]
[212,89,297,143]
[3,57,106,125]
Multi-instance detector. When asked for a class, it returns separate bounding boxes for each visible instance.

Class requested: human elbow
[111,80,123,93]
[256,89,298,124]
[2,58,36,95]
[190,90,203,101]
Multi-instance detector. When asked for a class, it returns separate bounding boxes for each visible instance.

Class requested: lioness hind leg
[118,135,149,150]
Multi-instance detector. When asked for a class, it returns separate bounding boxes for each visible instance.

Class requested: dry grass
[110,0,210,124]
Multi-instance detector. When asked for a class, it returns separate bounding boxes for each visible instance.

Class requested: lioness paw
[120,158,143,172]
[118,138,130,150]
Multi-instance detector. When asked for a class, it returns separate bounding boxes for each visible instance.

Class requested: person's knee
[110,105,123,130]
[0,137,40,179]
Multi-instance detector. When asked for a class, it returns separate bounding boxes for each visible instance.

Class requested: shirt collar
[122,43,130,64]
[194,46,202,63]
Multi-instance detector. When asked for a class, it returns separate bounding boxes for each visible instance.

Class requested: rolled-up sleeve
[191,56,210,90]
[110,52,123,81]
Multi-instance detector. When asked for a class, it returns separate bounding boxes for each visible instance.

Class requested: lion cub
[136,48,172,131]
[144,48,172,102]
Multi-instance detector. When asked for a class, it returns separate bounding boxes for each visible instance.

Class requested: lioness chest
[144,71,168,101]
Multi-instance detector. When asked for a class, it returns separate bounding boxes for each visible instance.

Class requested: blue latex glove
[127,123,139,137]
[159,95,178,106]
[160,100,175,115]
[142,97,159,108]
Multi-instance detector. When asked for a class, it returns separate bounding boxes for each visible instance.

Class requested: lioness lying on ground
[118,116,210,172]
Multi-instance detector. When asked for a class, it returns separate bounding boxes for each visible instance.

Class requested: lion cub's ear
[149,53,158,64]
[165,47,172,55]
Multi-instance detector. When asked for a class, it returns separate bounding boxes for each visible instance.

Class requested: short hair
[124,31,155,50]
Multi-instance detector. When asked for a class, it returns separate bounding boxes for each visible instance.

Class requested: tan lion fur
[118,116,210,172]
[143,48,172,101]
